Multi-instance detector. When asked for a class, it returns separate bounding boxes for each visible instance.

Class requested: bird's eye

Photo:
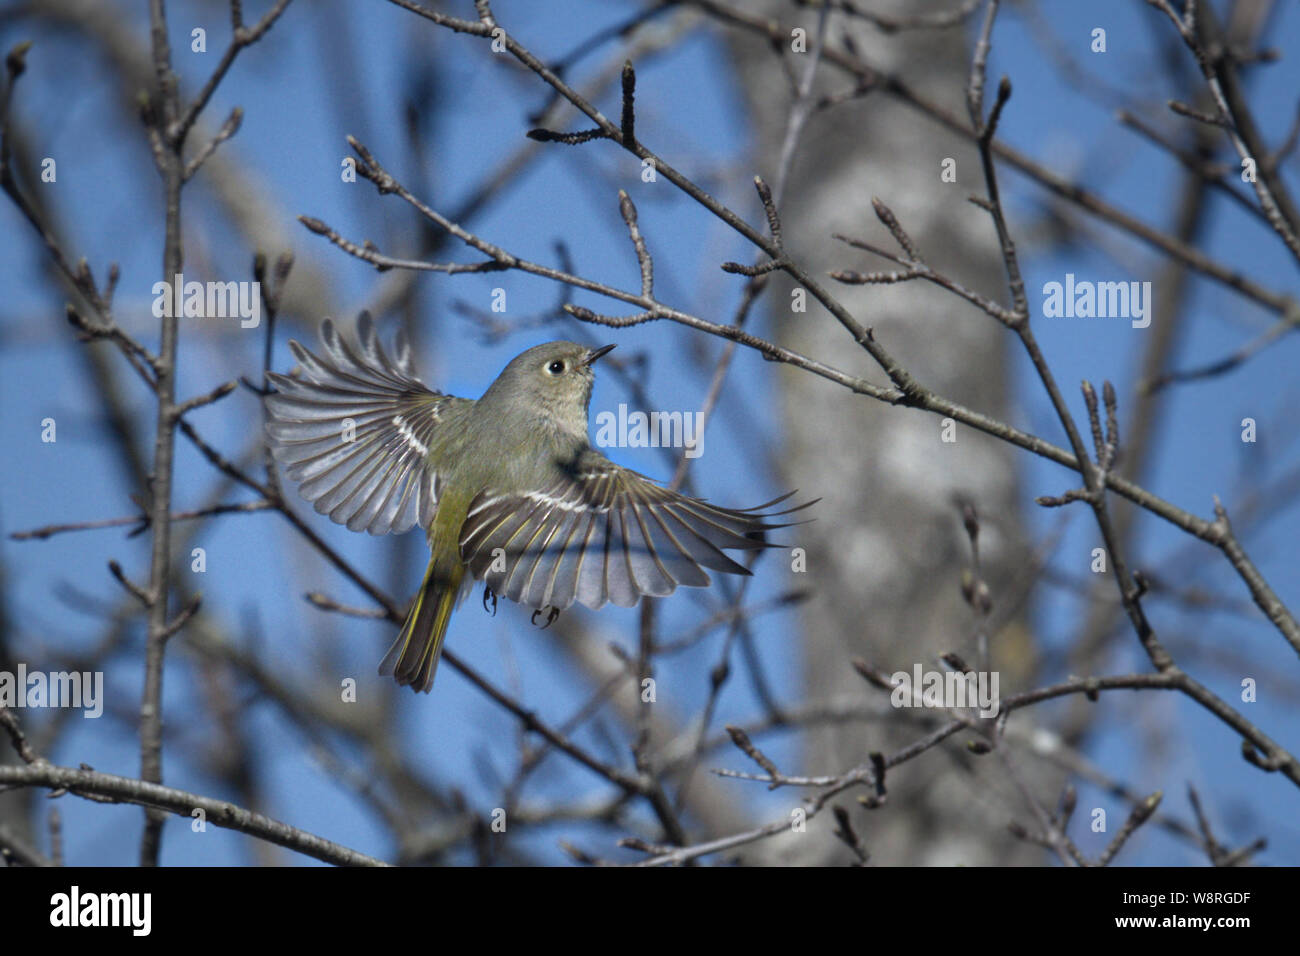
[547,360,565,375]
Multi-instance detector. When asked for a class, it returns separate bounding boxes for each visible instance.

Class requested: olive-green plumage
[266,314,808,693]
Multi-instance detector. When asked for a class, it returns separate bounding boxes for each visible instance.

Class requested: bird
[264,313,810,693]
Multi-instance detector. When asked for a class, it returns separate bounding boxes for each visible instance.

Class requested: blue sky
[2,0,1298,865]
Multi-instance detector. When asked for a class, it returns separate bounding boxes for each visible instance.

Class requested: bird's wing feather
[265,313,458,535]
[459,450,807,610]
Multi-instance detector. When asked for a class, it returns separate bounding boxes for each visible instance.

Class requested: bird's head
[483,340,616,438]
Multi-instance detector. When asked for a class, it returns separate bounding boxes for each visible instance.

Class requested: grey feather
[264,313,459,535]
[459,456,810,611]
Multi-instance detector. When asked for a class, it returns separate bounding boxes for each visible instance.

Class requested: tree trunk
[727,1,1045,865]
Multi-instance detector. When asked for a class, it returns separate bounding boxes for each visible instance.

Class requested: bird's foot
[482,585,498,617]
[530,606,561,629]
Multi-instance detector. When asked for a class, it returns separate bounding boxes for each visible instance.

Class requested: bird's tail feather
[380,557,466,693]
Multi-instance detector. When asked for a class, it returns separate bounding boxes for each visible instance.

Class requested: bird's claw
[482,585,497,616]
[530,606,561,629]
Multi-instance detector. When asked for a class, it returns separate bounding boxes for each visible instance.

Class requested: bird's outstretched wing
[459,449,812,611]
[265,313,461,535]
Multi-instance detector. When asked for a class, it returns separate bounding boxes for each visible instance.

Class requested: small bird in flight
[266,314,810,693]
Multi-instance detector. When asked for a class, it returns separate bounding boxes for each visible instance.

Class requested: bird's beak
[583,344,616,367]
